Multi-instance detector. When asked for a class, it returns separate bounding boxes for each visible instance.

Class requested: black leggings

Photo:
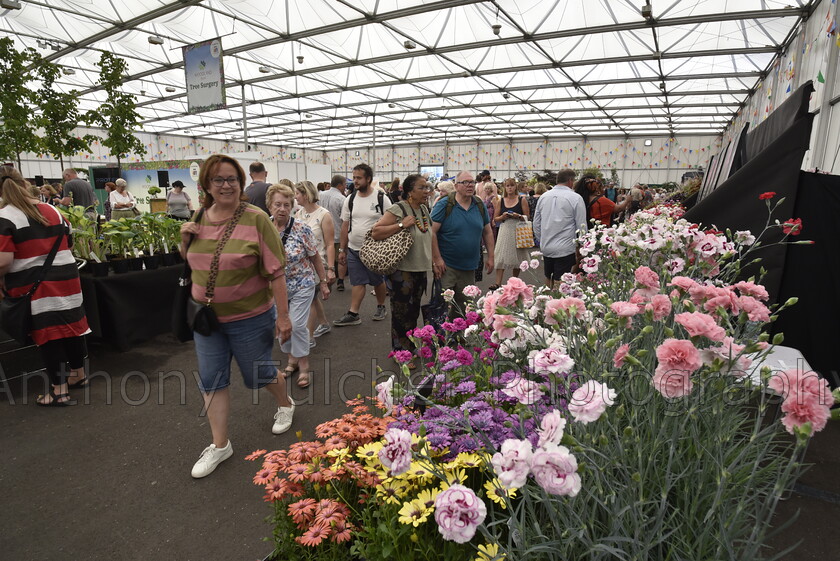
[389,271,427,353]
[38,336,87,386]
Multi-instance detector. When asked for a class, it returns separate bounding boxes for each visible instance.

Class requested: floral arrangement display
[252,194,836,561]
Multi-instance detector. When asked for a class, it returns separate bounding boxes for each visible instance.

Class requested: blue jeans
[193,307,278,392]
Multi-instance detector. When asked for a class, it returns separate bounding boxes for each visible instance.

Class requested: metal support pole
[241,84,249,149]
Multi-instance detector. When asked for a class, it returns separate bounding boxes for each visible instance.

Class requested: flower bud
[663,327,674,338]
[772,333,785,345]
[641,326,654,335]
[623,426,633,438]
[784,297,799,307]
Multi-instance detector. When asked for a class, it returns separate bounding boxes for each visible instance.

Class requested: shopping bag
[515,220,535,249]
[421,279,448,333]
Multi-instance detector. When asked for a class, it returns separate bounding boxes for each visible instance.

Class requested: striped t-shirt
[186,204,286,323]
[0,203,90,345]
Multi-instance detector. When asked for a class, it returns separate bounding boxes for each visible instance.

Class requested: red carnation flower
[759,191,776,200]
[782,218,802,236]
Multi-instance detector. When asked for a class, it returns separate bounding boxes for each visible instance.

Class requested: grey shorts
[347,248,385,287]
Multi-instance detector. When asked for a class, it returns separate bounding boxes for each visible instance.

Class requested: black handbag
[475,250,484,282]
[1,231,65,345]
[172,204,247,341]
[421,278,448,334]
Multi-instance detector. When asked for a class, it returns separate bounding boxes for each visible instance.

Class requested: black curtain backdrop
[684,82,840,383]
[684,82,815,305]
[771,172,840,386]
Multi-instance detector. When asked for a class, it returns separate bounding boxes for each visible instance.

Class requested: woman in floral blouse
[267,183,330,388]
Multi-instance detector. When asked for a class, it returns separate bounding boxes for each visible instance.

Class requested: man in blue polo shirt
[431,171,495,314]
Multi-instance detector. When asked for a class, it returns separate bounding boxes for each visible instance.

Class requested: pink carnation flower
[433,484,487,544]
[492,314,517,340]
[491,439,533,489]
[634,266,660,289]
[780,393,831,434]
[462,285,482,299]
[652,338,702,398]
[611,301,641,317]
[613,344,630,368]
[733,281,769,301]
[537,410,566,447]
[530,348,574,375]
[497,277,534,307]
[652,369,694,399]
[378,428,413,476]
[674,312,726,342]
[503,377,544,405]
[670,276,699,293]
[568,380,616,424]
[375,375,394,415]
[646,294,672,320]
[481,294,500,326]
[544,297,586,324]
[529,443,581,496]
[738,295,771,322]
[700,337,751,376]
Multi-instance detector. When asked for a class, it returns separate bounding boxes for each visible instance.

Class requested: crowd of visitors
[1,156,677,479]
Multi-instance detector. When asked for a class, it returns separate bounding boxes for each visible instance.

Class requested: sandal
[297,371,311,389]
[68,377,89,389]
[283,364,299,378]
[488,284,501,291]
[36,391,74,407]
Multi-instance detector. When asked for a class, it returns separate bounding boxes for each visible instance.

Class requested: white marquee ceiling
[0,0,820,150]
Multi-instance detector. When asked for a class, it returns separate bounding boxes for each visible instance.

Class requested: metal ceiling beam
[42,0,206,62]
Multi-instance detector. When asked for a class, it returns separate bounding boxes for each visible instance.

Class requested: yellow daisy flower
[442,468,468,486]
[475,542,505,560]
[376,479,411,504]
[415,487,441,509]
[356,441,383,463]
[484,479,517,508]
[398,498,433,527]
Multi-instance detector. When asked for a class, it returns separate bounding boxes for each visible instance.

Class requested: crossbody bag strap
[16,226,65,298]
[179,207,206,283]
[204,202,248,303]
[281,217,295,245]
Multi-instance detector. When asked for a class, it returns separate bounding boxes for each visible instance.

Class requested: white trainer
[191,440,233,479]
[272,400,296,434]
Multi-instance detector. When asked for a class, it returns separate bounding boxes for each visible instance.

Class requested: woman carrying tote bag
[371,174,433,370]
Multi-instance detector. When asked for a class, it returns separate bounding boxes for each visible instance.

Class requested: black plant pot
[143,255,161,270]
[91,261,110,277]
[172,251,184,264]
[161,252,177,267]
[111,259,130,274]
[128,257,144,271]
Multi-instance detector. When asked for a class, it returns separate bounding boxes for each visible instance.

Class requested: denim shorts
[193,307,279,392]
[347,247,385,287]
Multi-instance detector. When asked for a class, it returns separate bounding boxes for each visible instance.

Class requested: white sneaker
[191,440,233,479]
[313,323,331,338]
[272,400,296,434]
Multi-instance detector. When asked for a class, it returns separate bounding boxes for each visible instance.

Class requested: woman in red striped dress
[0,166,90,406]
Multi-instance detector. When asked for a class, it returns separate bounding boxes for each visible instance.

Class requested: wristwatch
[398,221,405,229]
[338,248,345,253]
[320,278,328,283]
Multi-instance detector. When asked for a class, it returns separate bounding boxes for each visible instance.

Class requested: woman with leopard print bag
[370,174,433,370]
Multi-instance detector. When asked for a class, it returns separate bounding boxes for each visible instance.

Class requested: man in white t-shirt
[334,163,393,326]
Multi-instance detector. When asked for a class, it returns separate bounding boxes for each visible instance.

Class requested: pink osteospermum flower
[245,449,267,461]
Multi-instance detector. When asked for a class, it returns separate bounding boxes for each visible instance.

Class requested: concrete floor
[0,269,837,560]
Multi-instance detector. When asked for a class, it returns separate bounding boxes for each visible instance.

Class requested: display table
[748,345,814,387]
[80,264,181,351]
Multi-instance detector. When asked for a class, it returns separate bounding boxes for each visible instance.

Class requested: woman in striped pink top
[0,166,90,407]
[179,155,295,479]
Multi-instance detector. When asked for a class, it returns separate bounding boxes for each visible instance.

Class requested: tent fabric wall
[723,0,840,174]
[326,135,718,185]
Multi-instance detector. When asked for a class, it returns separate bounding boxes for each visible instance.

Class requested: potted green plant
[100,218,136,273]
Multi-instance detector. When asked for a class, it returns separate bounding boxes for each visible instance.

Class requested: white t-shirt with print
[340,189,393,251]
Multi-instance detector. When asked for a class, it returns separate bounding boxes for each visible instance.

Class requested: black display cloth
[80,264,181,352]
[684,82,815,305]
[771,172,840,386]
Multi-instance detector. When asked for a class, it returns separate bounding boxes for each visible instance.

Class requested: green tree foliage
[36,60,98,170]
[86,52,145,166]
[0,38,42,169]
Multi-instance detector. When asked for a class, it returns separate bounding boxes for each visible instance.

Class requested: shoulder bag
[421,278,448,334]
[359,201,414,276]
[515,220,535,249]
[172,202,247,340]
[1,230,65,345]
